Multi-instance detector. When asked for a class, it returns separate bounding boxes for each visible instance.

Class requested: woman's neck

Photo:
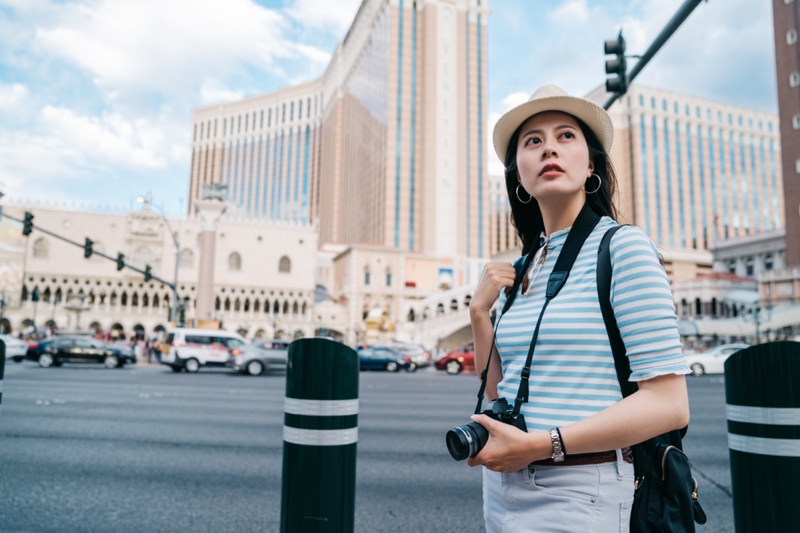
[539,195,587,237]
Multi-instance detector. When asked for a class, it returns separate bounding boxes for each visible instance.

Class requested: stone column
[195,199,227,324]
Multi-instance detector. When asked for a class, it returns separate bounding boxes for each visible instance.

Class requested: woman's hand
[466,414,546,473]
[469,262,517,315]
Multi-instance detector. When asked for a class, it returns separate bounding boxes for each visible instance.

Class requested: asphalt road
[0,360,733,532]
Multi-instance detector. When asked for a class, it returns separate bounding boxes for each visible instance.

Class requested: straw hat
[492,85,614,163]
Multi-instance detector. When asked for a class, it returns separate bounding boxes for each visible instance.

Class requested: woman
[467,85,690,532]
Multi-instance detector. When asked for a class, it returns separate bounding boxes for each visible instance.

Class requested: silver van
[161,328,246,373]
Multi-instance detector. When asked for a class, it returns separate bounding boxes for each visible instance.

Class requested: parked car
[1,334,29,363]
[160,328,247,373]
[227,339,290,376]
[685,343,750,376]
[435,341,475,375]
[357,346,416,372]
[375,342,433,368]
[25,336,136,368]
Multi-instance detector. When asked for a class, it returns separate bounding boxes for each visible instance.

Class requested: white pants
[482,451,635,533]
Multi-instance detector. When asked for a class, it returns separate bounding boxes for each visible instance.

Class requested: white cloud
[199,79,246,106]
[0,82,29,110]
[501,92,529,110]
[285,0,362,34]
[549,0,590,24]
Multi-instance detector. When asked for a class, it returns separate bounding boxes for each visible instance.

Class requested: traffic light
[116,253,125,271]
[604,31,627,95]
[84,238,93,259]
[22,211,34,236]
[144,265,152,282]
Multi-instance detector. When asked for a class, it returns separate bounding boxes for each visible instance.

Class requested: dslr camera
[446,398,528,461]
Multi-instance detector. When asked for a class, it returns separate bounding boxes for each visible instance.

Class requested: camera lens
[446,421,488,461]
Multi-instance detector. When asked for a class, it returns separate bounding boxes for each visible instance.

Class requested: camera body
[446,398,528,461]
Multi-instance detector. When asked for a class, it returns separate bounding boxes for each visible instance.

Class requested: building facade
[1,203,323,340]
[189,0,490,286]
[773,0,800,267]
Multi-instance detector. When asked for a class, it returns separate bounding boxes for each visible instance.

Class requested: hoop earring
[584,173,602,194]
[516,184,532,204]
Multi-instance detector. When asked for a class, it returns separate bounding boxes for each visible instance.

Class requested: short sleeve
[609,226,690,381]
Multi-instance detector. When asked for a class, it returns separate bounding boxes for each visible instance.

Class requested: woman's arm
[469,262,516,399]
[466,372,688,472]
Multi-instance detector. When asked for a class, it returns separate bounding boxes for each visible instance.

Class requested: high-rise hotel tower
[189,0,490,281]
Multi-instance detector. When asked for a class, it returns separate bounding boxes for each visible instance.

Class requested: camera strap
[511,203,601,416]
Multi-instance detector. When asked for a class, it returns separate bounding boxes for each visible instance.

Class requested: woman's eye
[561,131,575,139]
[524,137,540,146]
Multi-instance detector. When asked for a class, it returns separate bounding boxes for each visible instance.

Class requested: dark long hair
[504,113,618,255]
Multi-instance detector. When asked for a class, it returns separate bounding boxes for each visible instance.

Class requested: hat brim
[492,95,613,164]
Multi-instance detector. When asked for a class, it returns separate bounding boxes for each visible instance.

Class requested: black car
[26,336,136,369]
[357,346,416,372]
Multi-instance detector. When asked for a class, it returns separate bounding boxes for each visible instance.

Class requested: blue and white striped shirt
[495,217,689,432]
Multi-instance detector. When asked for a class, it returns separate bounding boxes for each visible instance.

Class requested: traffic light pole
[2,211,177,299]
[603,0,707,111]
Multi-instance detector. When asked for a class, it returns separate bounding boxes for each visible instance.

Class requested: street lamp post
[136,194,181,326]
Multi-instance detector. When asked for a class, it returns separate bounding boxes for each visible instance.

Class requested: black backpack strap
[513,204,601,413]
[597,224,638,398]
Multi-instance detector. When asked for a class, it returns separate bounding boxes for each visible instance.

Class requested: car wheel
[690,363,705,377]
[445,360,462,375]
[12,356,23,363]
[171,365,183,373]
[38,353,54,368]
[246,360,264,376]
[103,354,120,369]
[386,361,399,372]
[184,358,200,373]
[406,362,417,373]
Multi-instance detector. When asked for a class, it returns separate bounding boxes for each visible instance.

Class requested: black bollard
[725,341,800,532]
[280,338,359,533]
[0,339,5,418]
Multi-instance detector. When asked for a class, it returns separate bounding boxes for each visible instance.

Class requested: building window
[386,270,392,287]
[179,248,194,268]
[745,256,754,277]
[795,158,800,174]
[765,253,774,271]
[728,259,736,275]
[364,267,370,286]
[793,114,800,130]
[790,71,800,88]
[32,237,49,259]
[786,0,795,5]
[278,256,291,273]
[228,252,242,271]
[788,29,798,45]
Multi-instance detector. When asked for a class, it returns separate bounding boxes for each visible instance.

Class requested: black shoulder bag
[598,226,707,532]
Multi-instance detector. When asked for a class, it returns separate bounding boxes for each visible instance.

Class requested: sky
[0,0,778,218]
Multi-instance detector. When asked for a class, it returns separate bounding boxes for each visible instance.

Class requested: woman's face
[515,111,594,204]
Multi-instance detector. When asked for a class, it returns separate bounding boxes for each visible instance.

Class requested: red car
[435,341,475,375]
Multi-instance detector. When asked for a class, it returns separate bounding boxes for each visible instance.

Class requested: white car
[160,328,246,373]
[1,334,29,363]
[686,343,749,376]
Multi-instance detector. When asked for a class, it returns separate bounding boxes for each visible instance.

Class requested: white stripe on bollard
[284,398,359,416]
[283,426,358,446]
[727,405,800,425]
[727,434,800,457]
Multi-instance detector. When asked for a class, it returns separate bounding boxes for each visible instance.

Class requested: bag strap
[512,203,601,414]
[597,225,637,398]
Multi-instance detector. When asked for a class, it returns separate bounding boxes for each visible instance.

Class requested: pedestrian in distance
[467,85,691,532]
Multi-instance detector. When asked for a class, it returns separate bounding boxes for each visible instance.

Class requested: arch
[224,297,231,311]
[254,328,266,339]
[464,294,472,307]
[234,298,241,312]
[131,292,139,307]
[88,321,102,333]
[694,298,702,316]
[99,292,106,305]
[437,303,445,317]
[110,291,118,306]
[133,324,145,340]
[244,298,250,312]
[44,319,57,329]
[153,294,160,308]
[228,252,242,271]
[363,265,371,285]
[292,301,299,315]
[279,256,291,273]
[215,296,221,311]
[293,330,304,340]
[423,307,430,320]
[179,248,194,268]
[121,292,128,306]
[254,299,260,313]
[21,284,28,301]
[33,237,49,259]
[273,301,280,314]
[450,298,459,311]
[301,302,307,315]
[0,318,11,334]
[282,301,289,315]
[153,324,166,333]
[408,308,416,322]
[87,291,95,305]
[43,287,52,303]
[55,287,63,302]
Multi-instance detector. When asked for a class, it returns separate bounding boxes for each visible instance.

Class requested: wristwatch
[549,428,565,462]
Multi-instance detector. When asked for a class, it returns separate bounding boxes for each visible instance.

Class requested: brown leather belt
[530,447,634,467]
